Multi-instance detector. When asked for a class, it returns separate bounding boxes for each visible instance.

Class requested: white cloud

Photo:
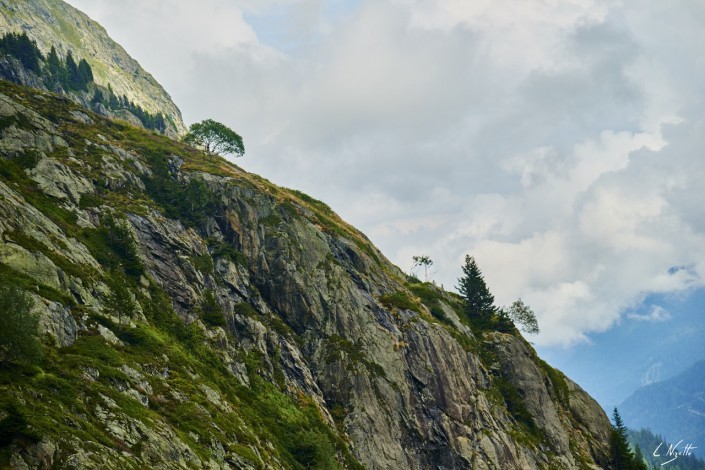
[627,305,672,323]
[63,0,705,346]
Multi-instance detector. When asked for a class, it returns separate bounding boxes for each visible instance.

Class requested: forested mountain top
[0,0,185,135]
[0,31,170,133]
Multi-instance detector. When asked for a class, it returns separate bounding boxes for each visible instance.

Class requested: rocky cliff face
[0,0,186,136]
[0,79,613,469]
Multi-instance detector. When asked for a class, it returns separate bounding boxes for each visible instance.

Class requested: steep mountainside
[621,360,705,458]
[0,78,614,469]
[0,0,185,136]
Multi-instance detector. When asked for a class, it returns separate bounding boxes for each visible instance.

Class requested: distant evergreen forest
[630,428,705,470]
[0,32,167,132]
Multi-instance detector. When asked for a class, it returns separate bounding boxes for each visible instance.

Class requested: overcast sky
[65,0,705,348]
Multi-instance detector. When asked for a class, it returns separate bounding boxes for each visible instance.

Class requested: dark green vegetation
[453,256,538,335]
[610,409,648,470]
[629,428,705,470]
[456,255,514,333]
[44,45,93,92]
[0,32,43,74]
[183,119,245,157]
[0,32,167,132]
[0,281,41,366]
[92,85,167,132]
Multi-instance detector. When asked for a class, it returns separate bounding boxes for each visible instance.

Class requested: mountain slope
[0,79,613,468]
[0,0,185,136]
[621,360,705,458]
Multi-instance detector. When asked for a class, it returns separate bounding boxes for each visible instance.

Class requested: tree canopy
[507,299,540,335]
[183,119,245,157]
[412,255,434,282]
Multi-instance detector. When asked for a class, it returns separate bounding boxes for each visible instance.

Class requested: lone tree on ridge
[183,119,245,157]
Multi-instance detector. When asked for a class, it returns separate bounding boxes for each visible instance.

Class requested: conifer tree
[65,50,79,90]
[91,88,104,105]
[457,255,496,325]
[610,408,647,470]
[77,58,93,89]
[44,45,63,88]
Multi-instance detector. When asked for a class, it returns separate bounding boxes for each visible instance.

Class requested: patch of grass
[191,253,213,275]
[0,262,72,305]
[13,149,41,169]
[233,302,258,318]
[325,335,386,379]
[493,377,545,446]
[113,323,164,352]
[0,402,41,445]
[0,111,35,132]
[62,333,122,366]
[260,212,282,228]
[199,289,225,327]
[378,291,419,313]
[537,358,570,407]
[207,237,247,267]
[4,229,93,281]
[239,350,359,470]
[78,192,103,209]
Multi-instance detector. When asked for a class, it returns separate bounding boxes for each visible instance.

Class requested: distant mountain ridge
[0,0,186,136]
[621,360,705,458]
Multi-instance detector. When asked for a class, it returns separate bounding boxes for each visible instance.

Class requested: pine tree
[44,45,63,89]
[155,113,166,132]
[91,88,104,105]
[108,85,119,108]
[15,33,42,73]
[633,444,646,469]
[106,272,135,325]
[65,50,80,90]
[610,408,647,470]
[77,59,93,89]
[457,255,496,325]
